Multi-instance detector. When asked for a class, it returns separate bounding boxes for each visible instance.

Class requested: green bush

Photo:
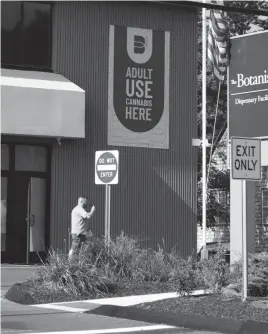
[87,232,139,280]
[230,252,268,297]
[87,234,180,284]
[131,247,175,283]
[31,248,112,300]
[31,234,262,302]
[200,246,231,293]
[170,257,198,296]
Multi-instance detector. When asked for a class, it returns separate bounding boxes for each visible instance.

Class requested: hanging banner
[108,25,170,149]
[228,31,268,139]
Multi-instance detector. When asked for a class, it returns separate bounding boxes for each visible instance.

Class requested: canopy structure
[1,69,85,138]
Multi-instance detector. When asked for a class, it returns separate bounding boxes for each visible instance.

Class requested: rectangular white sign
[95,150,119,185]
[231,137,261,180]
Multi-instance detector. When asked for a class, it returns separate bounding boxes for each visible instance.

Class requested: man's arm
[82,205,95,219]
[86,206,95,233]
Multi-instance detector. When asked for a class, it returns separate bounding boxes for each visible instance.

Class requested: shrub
[31,248,112,300]
[28,233,247,303]
[230,252,268,297]
[170,257,198,296]
[200,246,231,293]
[87,232,140,280]
[86,234,179,283]
[131,247,175,283]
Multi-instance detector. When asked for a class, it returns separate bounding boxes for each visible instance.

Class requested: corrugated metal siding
[50,1,197,257]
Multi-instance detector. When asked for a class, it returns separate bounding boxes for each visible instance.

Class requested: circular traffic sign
[96,152,118,184]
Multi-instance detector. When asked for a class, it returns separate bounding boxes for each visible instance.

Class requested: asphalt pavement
[1,265,222,334]
[1,299,220,334]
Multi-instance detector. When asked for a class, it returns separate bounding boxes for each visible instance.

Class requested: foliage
[200,246,231,292]
[170,257,199,296]
[22,234,268,303]
[26,234,207,301]
[197,168,230,227]
[131,248,173,283]
[87,232,139,280]
[31,248,112,301]
[230,252,268,297]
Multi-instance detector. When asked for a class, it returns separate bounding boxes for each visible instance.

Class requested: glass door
[29,177,46,263]
[1,143,49,264]
[8,173,30,263]
[1,177,8,253]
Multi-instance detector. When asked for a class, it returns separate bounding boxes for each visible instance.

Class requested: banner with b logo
[108,25,170,149]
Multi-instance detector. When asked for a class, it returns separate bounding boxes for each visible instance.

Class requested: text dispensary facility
[1,1,198,263]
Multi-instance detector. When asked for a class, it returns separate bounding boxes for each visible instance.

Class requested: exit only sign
[231,137,261,181]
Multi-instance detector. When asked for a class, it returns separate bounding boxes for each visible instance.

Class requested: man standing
[69,196,95,258]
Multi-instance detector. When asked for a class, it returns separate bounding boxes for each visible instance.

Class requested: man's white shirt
[71,206,90,235]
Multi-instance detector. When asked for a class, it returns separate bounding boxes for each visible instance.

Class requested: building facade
[1,1,198,264]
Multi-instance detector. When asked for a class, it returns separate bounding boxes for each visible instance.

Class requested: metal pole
[242,179,248,301]
[26,178,31,265]
[105,184,111,244]
[201,0,207,260]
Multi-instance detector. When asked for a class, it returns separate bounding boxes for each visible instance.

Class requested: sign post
[242,178,247,302]
[105,184,111,244]
[231,137,261,301]
[95,150,119,243]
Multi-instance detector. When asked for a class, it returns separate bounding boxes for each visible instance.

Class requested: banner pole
[201,0,208,260]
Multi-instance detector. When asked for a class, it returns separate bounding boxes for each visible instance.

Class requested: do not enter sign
[95,150,119,185]
[231,137,261,180]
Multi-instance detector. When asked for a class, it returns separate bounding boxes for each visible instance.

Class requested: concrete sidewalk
[32,290,207,313]
[1,298,68,316]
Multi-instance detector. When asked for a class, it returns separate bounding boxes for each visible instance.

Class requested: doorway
[1,144,49,264]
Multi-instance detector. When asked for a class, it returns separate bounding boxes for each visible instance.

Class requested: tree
[197,1,268,227]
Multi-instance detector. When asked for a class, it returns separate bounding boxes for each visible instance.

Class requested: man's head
[78,196,88,209]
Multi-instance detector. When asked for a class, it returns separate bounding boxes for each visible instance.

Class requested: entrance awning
[1,69,85,138]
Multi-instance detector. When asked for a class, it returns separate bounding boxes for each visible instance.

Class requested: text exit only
[234,145,258,171]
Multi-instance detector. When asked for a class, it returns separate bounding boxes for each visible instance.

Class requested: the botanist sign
[228,31,268,138]
[108,25,170,149]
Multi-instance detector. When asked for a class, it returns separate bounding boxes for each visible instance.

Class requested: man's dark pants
[70,234,86,256]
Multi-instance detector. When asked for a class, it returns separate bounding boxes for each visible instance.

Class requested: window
[262,189,268,225]
[1,1,52,69]
[15,145,47,172]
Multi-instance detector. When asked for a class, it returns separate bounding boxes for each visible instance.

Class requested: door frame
[1,142,51,264]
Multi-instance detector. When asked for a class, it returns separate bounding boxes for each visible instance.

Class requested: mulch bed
[135,293,268,323]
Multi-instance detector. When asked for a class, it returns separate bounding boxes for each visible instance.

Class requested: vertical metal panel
[51,1,197,257]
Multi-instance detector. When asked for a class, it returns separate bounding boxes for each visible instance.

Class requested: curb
[86,304,268,334]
